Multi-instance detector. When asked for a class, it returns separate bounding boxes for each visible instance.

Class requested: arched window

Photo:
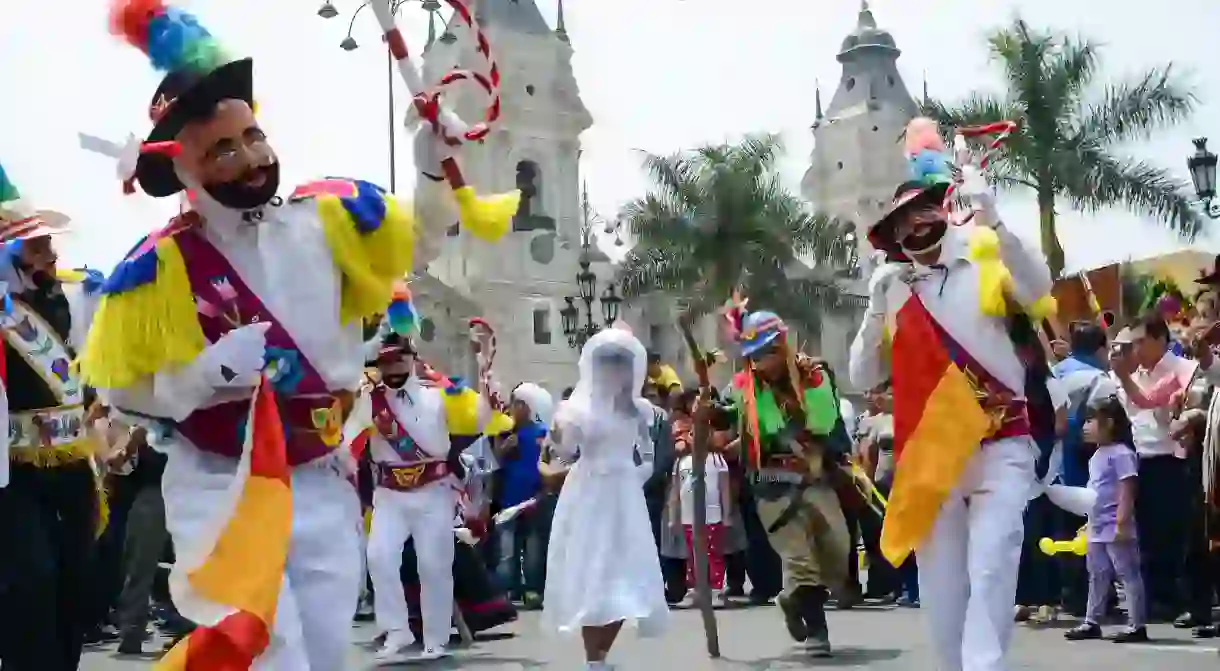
[513,160,554,231]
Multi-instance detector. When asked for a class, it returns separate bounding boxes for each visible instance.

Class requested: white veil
[553,326,651,452]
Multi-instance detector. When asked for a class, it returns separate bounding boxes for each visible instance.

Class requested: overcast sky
[2,0,1218,274]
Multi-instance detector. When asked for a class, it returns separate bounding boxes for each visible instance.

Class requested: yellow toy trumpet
[1038,526,1087,556]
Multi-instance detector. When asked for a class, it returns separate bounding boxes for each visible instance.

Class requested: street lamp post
[560,230,622,351]
[319,0,447,194]
[1187,137,1220,219]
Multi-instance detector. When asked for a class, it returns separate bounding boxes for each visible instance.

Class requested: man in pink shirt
[1111,313,1220,619]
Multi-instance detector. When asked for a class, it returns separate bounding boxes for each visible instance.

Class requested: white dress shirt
[850,222,1054,398]
[101,193,367,456]
[346,380,450,465]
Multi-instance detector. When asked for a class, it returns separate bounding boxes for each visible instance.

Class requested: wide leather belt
[985,399,1031,441]
[10,404,85,449]
[752,455,809,485]
[376,460,450,492]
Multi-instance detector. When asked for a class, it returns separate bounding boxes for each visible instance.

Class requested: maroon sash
[369,387,449,490]
[173,228,344,466]
[918,295,1030,439]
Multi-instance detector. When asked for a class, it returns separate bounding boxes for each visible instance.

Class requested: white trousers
[917,436,1035,671]
[367,481,456,649]
[162,446,363,671]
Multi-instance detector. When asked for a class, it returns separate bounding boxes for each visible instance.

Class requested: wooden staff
[677,313,721,659]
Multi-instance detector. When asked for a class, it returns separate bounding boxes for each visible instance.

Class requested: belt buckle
[389,464,427,489]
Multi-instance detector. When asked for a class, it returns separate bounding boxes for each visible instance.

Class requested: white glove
[199,322,271,388]
[960,164,1001,228]
[867,263,904,317]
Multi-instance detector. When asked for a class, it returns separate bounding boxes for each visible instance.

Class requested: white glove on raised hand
[867,262,904,317]
[199,322,271,388]
[960,164,1001,228]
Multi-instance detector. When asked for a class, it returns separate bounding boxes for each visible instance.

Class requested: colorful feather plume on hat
[0,163,21,205]
[109,0,230,75]
[386,280,419,336]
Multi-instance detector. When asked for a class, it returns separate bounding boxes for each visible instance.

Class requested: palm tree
[923,17,1202,279]
[617,133,855,336]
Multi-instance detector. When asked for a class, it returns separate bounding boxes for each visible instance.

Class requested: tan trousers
[755,483,850,596]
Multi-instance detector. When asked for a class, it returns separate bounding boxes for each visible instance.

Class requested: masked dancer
[721,303,852,657]
[347,326,487,663]
[850,118,1056,671]
[82,2,513,668]
[0,163,104,671]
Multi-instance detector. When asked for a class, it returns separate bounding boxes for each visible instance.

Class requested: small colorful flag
[157,377,291,670]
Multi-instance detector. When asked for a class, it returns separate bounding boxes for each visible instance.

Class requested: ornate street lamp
[319,0,445,193]
[562,186,622,351]
[1187,137,1220,219]
[600,283,622,325]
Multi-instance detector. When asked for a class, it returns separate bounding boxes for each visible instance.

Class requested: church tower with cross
[798,1,919,390]
[416,0,593,393]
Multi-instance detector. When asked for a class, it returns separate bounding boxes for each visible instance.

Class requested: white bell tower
[419,0,592,394]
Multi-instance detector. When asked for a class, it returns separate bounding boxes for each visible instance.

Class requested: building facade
[416,0,592,394]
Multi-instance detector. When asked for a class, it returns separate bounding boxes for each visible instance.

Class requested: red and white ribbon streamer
[371,0,501,146]
[943,120,1018,216]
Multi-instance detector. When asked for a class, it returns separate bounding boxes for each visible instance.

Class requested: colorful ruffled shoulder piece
[293,177,416,324]
[441,377,482,437]
[80,217,205,390]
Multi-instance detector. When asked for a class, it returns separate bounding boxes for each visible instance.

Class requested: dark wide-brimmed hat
[1197,255,1220,286]
[868,180,950,260]
[135,58,254,197]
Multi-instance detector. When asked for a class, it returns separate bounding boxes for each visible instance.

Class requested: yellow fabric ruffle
[452,185,518,242]
[966,227,1057,320]
[483,411,514,437]
[442,387,482,436]
[78,238,205,390]
[318,194,416,325]
[8,435,96,467]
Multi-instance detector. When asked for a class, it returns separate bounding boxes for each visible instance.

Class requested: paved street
[81,604,1220,670]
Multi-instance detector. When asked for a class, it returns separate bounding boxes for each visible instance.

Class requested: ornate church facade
[414,0,919,396]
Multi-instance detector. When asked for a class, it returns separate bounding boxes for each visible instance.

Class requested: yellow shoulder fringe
[442,387,482,436]
[966,227,1057,321]
[79,194,418,391]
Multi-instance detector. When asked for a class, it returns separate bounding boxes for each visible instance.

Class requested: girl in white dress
[542,326,670,669]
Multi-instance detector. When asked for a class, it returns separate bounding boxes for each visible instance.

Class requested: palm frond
[617,248,699,299]
[1077,66,1197,145]
[1045,34,1099,117]
[638,151,703,212]
[921,94,1023,132]
[1062,145,1202,239]
[619,195,698,249]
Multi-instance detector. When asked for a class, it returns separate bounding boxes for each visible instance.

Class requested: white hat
[0,199,70,244]
[511,383,554,426]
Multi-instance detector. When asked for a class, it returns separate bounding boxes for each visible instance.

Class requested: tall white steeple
[418,0,593,393]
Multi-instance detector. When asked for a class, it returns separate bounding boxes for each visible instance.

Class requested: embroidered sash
[1,298,88,451]
[369,387,451,491]
[917,295,1030,439]
[173,229,344,466]
[370,386,435,464]
[0,298,82,406]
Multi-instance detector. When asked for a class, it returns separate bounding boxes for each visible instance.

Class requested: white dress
[541,329,670,637]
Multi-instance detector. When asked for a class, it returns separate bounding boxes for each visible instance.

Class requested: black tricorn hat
[135,58,254,198]
[868,180,950,262]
